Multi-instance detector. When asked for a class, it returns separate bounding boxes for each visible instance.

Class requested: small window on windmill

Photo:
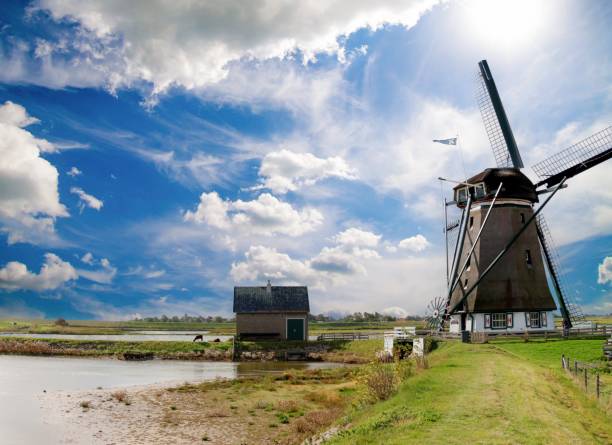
[469,216,474,229]
[464,278,468,289]
[525,249,532,267]
[465,255,471,271]
[457,187,468,204]
[520,213,526,224]
[474,183,486,199]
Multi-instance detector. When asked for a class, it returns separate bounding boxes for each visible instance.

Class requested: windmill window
[464,279,468,289]
[465,255,471,271]
[469,216,474,229]
[520,213,525,224]
[474,183,486,199]
[491,313,507,329]
[457,188,468,204]
[529,312,541,328]
[525,249,532,266]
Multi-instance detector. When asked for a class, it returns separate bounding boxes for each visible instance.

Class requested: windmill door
[287,319,304,340]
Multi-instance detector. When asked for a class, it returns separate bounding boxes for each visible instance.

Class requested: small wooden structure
[234,281,309,341]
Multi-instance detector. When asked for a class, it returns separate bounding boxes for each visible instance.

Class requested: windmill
[436,59,612,334]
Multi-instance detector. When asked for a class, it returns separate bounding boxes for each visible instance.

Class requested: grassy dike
[328,341,611,445]
[0,336,382,362]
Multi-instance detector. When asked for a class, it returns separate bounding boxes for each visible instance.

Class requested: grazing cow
[193,334,203,342]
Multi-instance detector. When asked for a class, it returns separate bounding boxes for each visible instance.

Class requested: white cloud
[81,252,94,265]
[381,306,409,318]
[77,257,117,284]
[30,0,440,97]
[184,192,323,237]
[333,228,381,248]
[145,269,166,279]
[0,101,68,244]
[398,234,430,252]
[231,227,381,287]
[0,253,77,291]
[70,187,103,211]
[67,166,82,177]
[598,256,612,285]
[256,149,356,193]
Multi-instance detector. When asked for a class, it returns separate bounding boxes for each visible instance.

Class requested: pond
[0,355,344,444]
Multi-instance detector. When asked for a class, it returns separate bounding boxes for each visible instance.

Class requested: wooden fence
[561,354,610,406]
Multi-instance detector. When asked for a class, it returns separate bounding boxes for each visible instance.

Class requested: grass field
[328,341,611,445]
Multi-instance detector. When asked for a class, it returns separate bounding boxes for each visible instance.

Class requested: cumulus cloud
[77,257,117,284]
[70,187,103,211]
[81,252,94,265]
[255,149,356,193]
[0,253,77,291]
[29,0,440,97]
[598,256,612,285]
[398,234,430,252]
[0,101,68,244]
[67,166,82,177]
[381,306,409,318]
[230,227,381,287]
[184,192,323,237]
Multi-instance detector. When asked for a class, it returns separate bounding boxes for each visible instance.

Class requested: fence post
[596,373,600,399]
[584,368,587,390]
[574,360,577,375]
[561,354,565,369]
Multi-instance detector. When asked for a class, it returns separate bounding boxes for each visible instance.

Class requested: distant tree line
[132,314,234,323]
[308,312,425,322]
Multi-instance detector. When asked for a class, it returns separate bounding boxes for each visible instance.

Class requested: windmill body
[447,168,556,333]
[435,60,612,335]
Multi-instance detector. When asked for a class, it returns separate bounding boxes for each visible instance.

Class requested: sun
[461,0,551,51]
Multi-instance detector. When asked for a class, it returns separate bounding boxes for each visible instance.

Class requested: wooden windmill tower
[436,60,612,334]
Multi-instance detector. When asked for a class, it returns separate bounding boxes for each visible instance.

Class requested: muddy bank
[0,337,376,363]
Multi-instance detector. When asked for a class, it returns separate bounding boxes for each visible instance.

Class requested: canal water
[0,331,233,342]
[0,355,343,444]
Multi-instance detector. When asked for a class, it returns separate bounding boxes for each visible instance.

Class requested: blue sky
[0,0,610,319]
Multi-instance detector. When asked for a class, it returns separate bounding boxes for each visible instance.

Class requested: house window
[506,313,514,328]
[484,314,491,328]
[520,213,526,224]
[525,250,532,266]
[529,312,541,328]
[541,312,548,328]
[492,313,507,329]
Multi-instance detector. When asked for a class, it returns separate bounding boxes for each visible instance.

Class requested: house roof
[233,286,309,313]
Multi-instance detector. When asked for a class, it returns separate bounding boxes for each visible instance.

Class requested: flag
[433,137,457,145]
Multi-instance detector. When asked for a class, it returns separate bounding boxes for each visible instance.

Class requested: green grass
[493,339,607,368]
[328,342,611,445]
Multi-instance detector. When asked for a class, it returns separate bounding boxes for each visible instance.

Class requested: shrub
[54,318,68,327]
[276,400,299,413]
[276,412,290,424]
[293,409,338,434]
[111,390,127,402]
[365,365,398,401]
[80,400,91,409]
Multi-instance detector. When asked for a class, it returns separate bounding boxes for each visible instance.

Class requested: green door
[287,319,304,340]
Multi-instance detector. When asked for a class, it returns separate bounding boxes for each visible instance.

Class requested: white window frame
[491,313,507,329]
[474,183,486,199]
[529,312,541,328]
[541,312,548,328]
[484,313,491,329]
[286,317,305,340]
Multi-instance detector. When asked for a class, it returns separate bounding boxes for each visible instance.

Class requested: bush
[80,400,91,409]
[54,318,68,327]
[365,365,398,401]
[111,390,127,402]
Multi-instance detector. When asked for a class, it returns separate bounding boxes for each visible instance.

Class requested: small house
[233,281,309,340]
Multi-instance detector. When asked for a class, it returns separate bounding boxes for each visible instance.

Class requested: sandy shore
[40,370,355,445]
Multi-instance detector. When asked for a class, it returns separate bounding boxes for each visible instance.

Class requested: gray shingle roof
[233,286,309,313]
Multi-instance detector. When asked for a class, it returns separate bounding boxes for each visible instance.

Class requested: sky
[0,0,610,320]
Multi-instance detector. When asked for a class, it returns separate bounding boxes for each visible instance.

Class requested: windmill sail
[476,60,524,169]
[532,125,612,188]
[535,214,585,328]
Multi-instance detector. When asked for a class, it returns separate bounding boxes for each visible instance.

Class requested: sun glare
[462,0,551,50]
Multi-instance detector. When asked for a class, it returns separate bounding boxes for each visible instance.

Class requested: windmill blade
[535,214,585,328]
[476,60,524,169]
[532,125,612,189]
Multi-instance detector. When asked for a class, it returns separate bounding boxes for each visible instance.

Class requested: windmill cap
[454,168,538,203]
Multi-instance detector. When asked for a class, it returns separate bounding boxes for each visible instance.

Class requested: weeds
[111,390,127,402]
[365,364,398,401]
[80,400,91,409]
